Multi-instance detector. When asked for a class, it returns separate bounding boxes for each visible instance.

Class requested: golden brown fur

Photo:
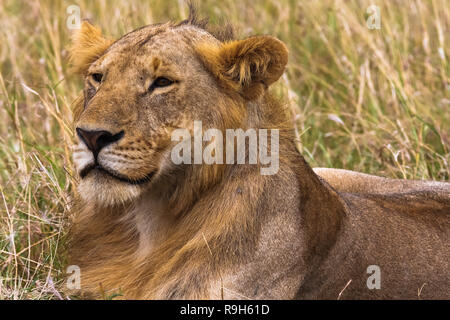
[314,168,450,196]
[67,10,450,299]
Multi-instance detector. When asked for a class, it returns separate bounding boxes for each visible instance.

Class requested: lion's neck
[129,191,174,256]
[125,145,345,299]
[70,96,347,299]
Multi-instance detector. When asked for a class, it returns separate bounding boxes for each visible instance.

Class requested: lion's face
[70,21,288,206]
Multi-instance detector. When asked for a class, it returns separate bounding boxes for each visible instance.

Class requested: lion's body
[314,168,450,196]
[68,10,450,299]
[298,184,450,299]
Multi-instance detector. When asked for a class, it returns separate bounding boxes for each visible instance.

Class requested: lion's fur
[68,22,114,75]
[67,9,450,299]
[196,36,288,100]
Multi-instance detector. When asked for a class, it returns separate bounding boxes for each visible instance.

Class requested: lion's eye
[152,77,173,88]
[91,73,103,83]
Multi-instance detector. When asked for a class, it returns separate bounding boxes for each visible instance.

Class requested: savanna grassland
[0,0,448,299]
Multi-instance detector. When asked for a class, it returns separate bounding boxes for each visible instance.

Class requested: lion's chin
[78,170,144,207]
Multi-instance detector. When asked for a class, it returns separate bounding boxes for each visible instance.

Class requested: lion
[67,9,450,299]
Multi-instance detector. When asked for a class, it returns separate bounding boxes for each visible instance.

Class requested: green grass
[0,0,448,299]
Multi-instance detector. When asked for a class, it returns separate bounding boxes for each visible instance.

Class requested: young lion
[68,11,450,299]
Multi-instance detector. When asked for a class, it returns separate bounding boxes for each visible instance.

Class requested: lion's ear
[68,21,113,75]
[197,36,288,100]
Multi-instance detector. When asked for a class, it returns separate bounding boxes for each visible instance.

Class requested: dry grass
[0,0,448,299]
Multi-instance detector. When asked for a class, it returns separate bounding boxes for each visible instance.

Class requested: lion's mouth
[80,164,155,185]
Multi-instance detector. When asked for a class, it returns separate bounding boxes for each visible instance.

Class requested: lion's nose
[76,128,124,156]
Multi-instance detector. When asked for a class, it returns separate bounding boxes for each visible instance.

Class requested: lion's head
[70,12,288,207]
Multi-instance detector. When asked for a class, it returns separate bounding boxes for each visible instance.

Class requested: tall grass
[0,0,448,299]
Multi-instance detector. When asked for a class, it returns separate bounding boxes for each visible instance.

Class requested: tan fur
[69,21,114,75]
[67,11,450,300]
[196,36,288,99]
[314,168,450,197]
